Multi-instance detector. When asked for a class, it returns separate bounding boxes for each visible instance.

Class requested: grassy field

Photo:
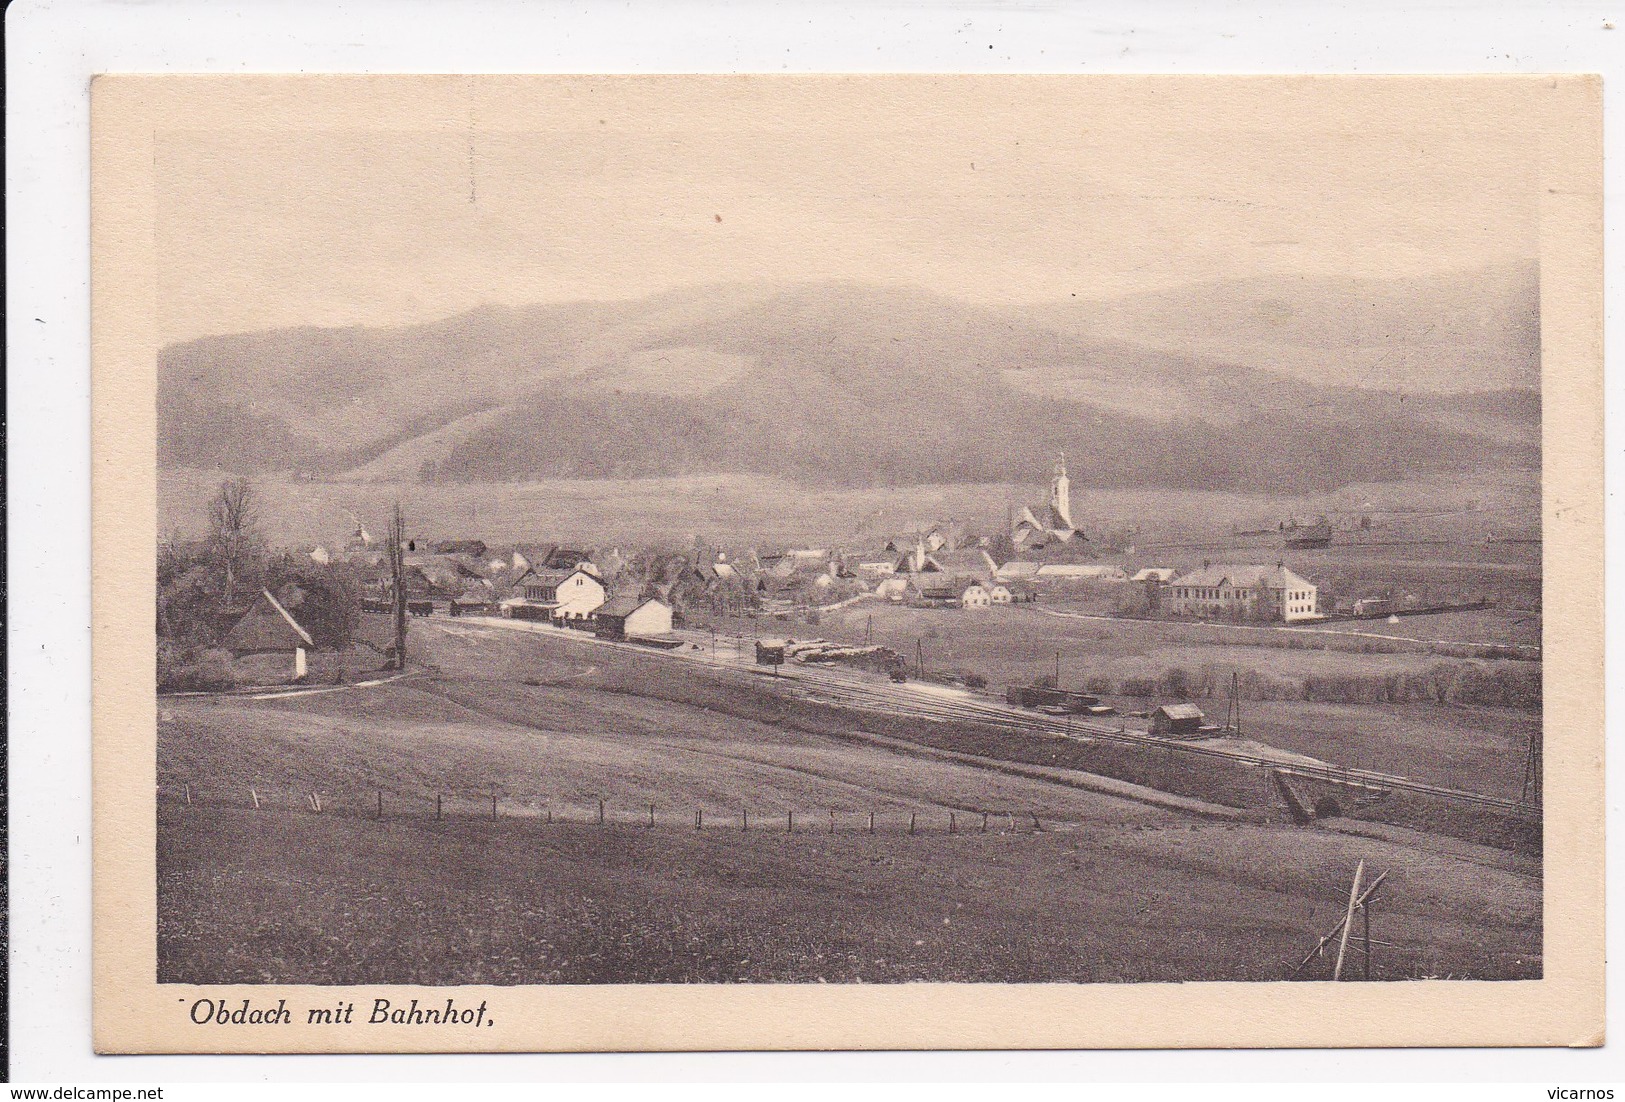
[1305,608,1542,648]
[158,806,1538,985]
[159,467,1537,554]
[158,617,1541,985]
[817,598,1534,689]
[159,678,1173,825]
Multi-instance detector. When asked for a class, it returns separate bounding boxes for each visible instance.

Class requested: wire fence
[158,782,1055,836]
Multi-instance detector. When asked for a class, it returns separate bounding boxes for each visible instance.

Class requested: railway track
[448,616,1539,822]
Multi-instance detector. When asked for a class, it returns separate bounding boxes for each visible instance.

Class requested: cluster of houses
[299,457,1327,631]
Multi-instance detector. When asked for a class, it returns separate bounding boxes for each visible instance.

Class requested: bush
[159,647,239,693]
[1118,675,1158,697]
[962,672,988,690]
[1238,668,1302,701]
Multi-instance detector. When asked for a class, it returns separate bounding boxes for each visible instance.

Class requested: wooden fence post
[787,810,794,834]
[742,808,749,832]
[546,806,552,825]
[1030,811,1043,832]
[868,811,875,834]
[435,793,442,821]
[598,798,605,825]
[184,783,192,808]
[491,792,498,821]
[829,809,836,834]
[377,789,384,820]
[949,812,957,834]
[696,808,703,830]
[649,802,656,828]
[312,791,321,814]
[250,787,260,811]
[981,811,989,833]
[909,812,917,836]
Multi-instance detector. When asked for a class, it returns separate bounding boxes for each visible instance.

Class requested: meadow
[158,653,1540,985]
[158,467,1538,555]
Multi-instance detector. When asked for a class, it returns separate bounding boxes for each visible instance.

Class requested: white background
[7,0,1623,1085]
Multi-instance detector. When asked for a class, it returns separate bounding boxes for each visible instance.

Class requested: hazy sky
[155,79,1540,344]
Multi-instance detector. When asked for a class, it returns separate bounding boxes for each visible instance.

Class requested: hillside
[157,272,1539,493]
[1044,261,1540,393]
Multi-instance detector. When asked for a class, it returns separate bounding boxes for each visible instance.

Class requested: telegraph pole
[1521,730,1543,805]
[390,502,408,671]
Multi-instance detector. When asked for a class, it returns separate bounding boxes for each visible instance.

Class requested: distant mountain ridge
[158,270,1539,494]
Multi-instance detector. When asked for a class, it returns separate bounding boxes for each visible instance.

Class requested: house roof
[914,575,972,597]
[515,567,574,586]
[223,588,314,652]
[932,549,998,576]
[1131,568,1177,582]
[511,544,556,569]
[1154,703,1205,721]
[596,595,666,619]
[1171,563,1313,590]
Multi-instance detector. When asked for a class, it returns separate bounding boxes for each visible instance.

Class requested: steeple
[1048,452,1073,532]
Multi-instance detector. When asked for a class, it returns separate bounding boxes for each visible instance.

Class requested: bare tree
[207,477,263,610]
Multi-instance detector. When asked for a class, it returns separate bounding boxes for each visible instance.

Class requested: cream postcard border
[90,74,1603,1053]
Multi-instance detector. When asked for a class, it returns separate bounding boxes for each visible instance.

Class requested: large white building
[507,565,607,622]
[1165,563,1319,623]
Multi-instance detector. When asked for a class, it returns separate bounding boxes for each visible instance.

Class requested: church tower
[1047,452,1074,532]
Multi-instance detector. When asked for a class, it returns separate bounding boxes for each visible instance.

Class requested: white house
[961,584,992,609]
[1165,562,1319,623]
[510,566,607,622]
[989,584,1014,605]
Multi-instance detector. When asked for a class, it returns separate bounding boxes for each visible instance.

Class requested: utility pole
[866,614,873,645]
[1521,730,1543,805]
[1333,860,1365,981]
[916,638,924,677]
[1054,650,1061,688]
[390,502,407,671]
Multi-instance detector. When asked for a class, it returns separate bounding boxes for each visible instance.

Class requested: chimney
[1277,560,1285,570]
[1203,559,1211,570]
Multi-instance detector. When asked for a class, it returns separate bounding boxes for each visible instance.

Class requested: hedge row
[1079,660,1540,709]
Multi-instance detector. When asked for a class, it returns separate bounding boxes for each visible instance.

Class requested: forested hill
[158,270,1539,493]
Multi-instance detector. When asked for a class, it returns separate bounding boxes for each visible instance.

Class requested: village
[155,461,1545,989]
[279,457,1452,657]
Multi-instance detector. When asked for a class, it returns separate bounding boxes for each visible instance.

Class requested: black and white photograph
[145,76,1550,993]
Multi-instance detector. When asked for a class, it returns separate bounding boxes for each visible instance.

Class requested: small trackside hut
[1150,703,1206,737]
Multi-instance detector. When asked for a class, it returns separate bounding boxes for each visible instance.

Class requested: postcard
[91,74,1602,1052]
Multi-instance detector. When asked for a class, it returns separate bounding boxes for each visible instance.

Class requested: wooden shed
[1150,703,1205,736]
